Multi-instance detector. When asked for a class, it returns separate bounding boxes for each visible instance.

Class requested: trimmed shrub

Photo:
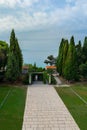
[43,72,49,84]
[22,73,29,85]
[51,75,57,85]
[0,72,5,81]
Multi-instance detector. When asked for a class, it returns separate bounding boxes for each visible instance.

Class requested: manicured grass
[55,85,87,130]
[0,85,27,130]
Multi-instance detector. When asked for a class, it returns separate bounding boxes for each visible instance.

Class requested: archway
[29,72,51,85]
[32,72,43,82]
[29,72,43,84]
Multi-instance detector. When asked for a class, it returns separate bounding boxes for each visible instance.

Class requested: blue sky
[0,0,87,67]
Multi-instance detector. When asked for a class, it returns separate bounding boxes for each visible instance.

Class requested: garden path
[22,84,80,130]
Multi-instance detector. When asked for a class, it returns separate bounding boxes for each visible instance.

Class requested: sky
[0,0,87,67]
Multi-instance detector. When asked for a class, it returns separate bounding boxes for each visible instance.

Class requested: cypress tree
[75,41,82,75]
[0,41,8,70]
[79,62,87,78]
[82,37,87,63]
[6,52,19,81]
[6,29,23,81]
[76,41,82,64]
[64,36,78,80]
[79,37,87,78]
[57,38,65,75]
[10,29,16,52]
[15,38,23,73]
[62,40,69,75]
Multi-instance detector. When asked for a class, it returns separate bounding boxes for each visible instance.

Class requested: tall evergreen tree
[76,41,82,65]
[82,37,87,63]
[15,38,23,73]
[0,41,8,70]
[75,41,82,75]
[10,29,16,52]
[62,40,69,75]
[64,36,78,80]
[6,52,19,81]
[6,29,23,81]
[57,38,65,75]
[79,62,87,78]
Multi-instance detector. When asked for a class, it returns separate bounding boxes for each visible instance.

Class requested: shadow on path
[33,81,44,85]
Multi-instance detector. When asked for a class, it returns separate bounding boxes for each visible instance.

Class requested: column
[49,74,51,84]
[29,73,32,85]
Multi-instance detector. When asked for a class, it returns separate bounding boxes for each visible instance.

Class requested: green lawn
[55,85,87,130]
[0,85,27,130]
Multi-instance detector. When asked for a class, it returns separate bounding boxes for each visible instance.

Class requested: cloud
[0,0,20,7]
[0,0,87,33]
[0,0,87,66]
[0,12,49,32]
[20,0,39,8]
[0,0,39,8]
[66,0,75,3]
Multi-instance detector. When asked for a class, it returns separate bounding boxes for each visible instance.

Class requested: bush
[43,71,57,84]
[51,75,57,85]
[79,62,87,79]
[22,73,29,85]
[43,72,49,84]
[0,72,5,81]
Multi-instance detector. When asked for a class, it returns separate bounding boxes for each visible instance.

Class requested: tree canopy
[44,55,56,66]
[57,36,87,81]
[6,29,23,81]
[0,41,8,70]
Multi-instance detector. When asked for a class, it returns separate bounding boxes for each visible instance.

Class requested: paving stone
[22,84,80,130]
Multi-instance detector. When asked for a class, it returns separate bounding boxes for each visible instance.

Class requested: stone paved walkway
[22,85,80,130]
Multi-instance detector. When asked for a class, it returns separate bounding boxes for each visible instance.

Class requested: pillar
[49,74,51,84]
[29,73,32,85]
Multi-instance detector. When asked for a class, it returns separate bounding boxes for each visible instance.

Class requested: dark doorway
[32,73,43,82]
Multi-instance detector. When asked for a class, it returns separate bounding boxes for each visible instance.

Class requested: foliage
[36,67,44,72]
[6,29,23,81]
[43,71,49,84]
[64,36,78,80]
[57,36,87,80]
[44,55,56,65]
[57,38,64,74]
[0,72,5,81]
[0,41,8,70]
[51,75,57,84]
[28,65,34,73]
[47,68,53,74]
[28,64,44,73]
[10,29,16,52]
[57,38,67,75]
[5,52,20,81]
[76,41,82,65]
[22,73,29,84]
[62,40,69,75]
[79,62,87,78]
[15,38,23,73]
[43,70,57,84]
[33,62,37,71]
[82,37,87,63]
